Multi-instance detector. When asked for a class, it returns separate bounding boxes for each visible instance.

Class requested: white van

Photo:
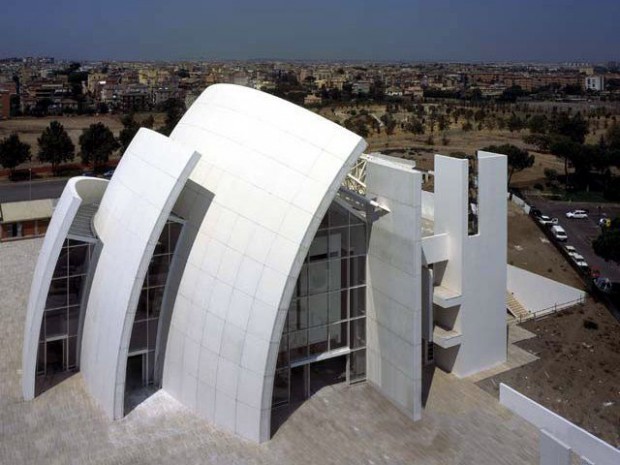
[551,225,567,241]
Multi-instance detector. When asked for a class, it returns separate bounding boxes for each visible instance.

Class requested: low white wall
[500,384,620,465]
[508,192,531,214]
[507,265,584,315]
[421,190,434,220]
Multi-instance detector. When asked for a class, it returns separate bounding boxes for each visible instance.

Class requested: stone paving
[0,238,541,465]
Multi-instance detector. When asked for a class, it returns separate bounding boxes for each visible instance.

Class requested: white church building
[22,84,508,443]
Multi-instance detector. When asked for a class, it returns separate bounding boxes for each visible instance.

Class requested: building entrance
[288,354,347,405]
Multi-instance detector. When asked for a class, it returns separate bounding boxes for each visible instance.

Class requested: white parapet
[500,383,620,465]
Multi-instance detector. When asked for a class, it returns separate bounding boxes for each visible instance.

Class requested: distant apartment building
[352,81,371,95]
[585,75,605,91]
[303,94,322,106]
[0,199,53,241]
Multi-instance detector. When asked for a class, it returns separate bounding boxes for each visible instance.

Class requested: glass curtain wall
[36,239,93,382]
[272,201,367,409]
[126,219,182,388]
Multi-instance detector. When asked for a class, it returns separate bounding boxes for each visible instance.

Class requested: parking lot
[529,197,620,282]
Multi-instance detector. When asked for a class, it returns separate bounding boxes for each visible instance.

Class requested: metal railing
[515,296,586,324]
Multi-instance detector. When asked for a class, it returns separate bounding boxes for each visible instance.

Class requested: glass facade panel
[350,318,366,349]
[273,200,368,411]
[308,326,328,355]
[37,238,94,384]
[289,330,308,362]
[288,298,308,331]
[308,293,328,327]
[350,349,366,382]
[308,261,328,294]
[46,278,68,309]
[350,287,366,318]
[273,369,290,407]
[329,322,347,350]
[126,219,182,392]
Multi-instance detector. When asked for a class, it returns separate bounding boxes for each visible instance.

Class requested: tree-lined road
[0,179,67,203]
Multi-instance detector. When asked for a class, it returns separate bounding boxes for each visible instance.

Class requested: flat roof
[0,199,55,223]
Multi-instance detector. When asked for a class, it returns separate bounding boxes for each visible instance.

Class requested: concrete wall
[500,384,620,465]
[507,265,585,315]
[81,129,199,419]
[432,152,507,377]
[365,155,423,421]
[22,177,108,401]
[421,190,434,221]
[454,152,507,377]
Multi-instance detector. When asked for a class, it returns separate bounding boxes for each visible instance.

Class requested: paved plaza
[0,238,541,465]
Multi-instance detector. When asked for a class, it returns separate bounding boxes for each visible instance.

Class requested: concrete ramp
[507,265,585,319]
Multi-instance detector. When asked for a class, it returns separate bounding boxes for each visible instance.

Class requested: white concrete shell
[164,84,367,442]
[80,128,200,419]
[22,176,108,401]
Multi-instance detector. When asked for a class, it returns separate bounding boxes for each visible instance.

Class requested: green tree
[158,98,186,136]
[142,115,155,130]
[507,113,524,132]
[482,144,535,187]
[549,136,582,190]
[527,114,548,134]
[0,133,31,177]
[606,122,620,150]
[549,112,588,144]
[79,123,119,172]
[118,114,140,152]
[37,121,75,175]
[592,219,620,264]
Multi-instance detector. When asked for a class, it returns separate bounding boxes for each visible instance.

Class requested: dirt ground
[507,202,584,289]
[477,300,620,447]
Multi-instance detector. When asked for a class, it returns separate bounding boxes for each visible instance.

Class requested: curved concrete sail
[22,176,108,400]
[80,128,200,419]
[165,84,367,442]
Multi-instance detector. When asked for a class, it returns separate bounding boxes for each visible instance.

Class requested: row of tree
[0,121,119,176]
[0,98,186,178]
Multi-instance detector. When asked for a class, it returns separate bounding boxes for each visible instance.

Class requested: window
[272,201,368,410]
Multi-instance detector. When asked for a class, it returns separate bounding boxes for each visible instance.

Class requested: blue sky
[1,0,619,62]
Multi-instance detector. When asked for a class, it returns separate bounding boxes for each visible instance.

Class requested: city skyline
[1,0,619,62]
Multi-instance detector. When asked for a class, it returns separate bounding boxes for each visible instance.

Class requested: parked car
[564,245,578,257]
[575,260,590,271]
[571,253,589,270]
[103,169,115,179]
[530,207,542,218]
[593,277,620,295]
[81,171,96,177]
[551,225,567,241]
[538,215,558,226]
[565,209,588,219]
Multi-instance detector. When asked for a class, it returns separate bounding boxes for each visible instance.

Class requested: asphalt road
[530,197,620,282]
[0,179,68,203]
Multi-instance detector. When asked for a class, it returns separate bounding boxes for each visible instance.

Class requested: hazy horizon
[1,0,619,63]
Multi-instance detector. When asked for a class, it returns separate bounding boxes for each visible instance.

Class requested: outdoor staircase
[506,292,530,320]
